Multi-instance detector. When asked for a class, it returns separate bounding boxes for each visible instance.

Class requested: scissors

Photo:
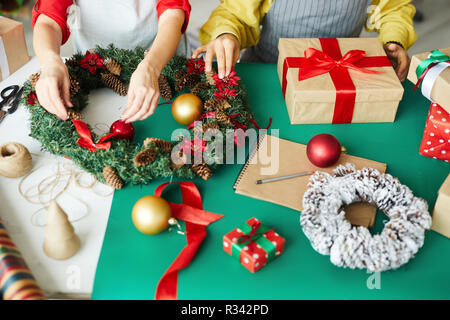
[0,85,23,123]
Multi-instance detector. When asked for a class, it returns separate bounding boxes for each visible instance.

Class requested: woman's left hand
[122,59,161,122]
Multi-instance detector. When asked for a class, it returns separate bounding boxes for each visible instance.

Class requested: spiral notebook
[233,134,387,227]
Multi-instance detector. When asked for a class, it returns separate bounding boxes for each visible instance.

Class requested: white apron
[68,0,189,56]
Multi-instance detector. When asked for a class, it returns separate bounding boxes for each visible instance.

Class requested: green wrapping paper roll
[0,219,45,300]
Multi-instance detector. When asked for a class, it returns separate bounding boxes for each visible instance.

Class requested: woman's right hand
[35,55,72,120]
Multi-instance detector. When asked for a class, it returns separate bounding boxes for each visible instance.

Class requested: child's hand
[192,33,240,79]
[35,56,72,120]
[384,43,410,82]
[122,60,161,123]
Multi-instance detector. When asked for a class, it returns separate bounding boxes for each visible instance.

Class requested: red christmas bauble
[306,133,342,168]
[110,120,135,141]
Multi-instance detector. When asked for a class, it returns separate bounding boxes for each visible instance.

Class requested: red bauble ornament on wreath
[110,120,135,141]
[306,133,343,168]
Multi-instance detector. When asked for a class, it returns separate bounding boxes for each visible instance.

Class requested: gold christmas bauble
[172,93,203,125]
[131,196,172,235]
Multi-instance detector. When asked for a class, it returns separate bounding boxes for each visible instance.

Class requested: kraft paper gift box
[0,16,30,81]
[407,48,450,113]
[277,38,404,124]
[431,174,450,238]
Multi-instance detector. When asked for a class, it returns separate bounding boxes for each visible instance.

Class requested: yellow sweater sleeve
[199,0,272,48]
[366,0,418,50]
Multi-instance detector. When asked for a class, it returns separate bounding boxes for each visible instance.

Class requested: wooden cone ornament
[43,200,81,260]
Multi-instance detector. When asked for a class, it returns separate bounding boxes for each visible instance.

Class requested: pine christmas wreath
[301,164,432,272]
[22,45,257,189]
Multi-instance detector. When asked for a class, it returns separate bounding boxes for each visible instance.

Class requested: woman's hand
[35,55,72,120]
[384,42,410,82]
[122,59,161,123]
[192,33,240,79]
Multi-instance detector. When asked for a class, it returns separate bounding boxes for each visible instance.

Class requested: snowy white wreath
[301,163,432,272]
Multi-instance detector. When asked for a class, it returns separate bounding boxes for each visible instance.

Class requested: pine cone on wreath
[103,57,122,76]
[69,75,80,96]
[29,73,40,89]
[204,99,216,112]
[175,69,188,92]
[216,110,232,125]
[101,73,128,96]
[192,163,213,180]
[202,122,220,133]
[158,75,173,101]
[65,57,79,69]
[191,81,209,97]
[215,99,231,111]
[143,137,173,153]
[134,147,157,166]
[103,166,124,189]
[204,70,217,86]
[184,73,201,88]
[170,150,187,169]
[67,109,82,121]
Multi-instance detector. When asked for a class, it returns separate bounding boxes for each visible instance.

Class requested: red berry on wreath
[306,133,342,168]
[110,120,135,141]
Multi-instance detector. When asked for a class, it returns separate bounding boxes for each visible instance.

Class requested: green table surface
[92,63,450,300]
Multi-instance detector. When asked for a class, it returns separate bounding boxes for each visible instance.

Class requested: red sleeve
[32,0,72,45]
[156,0,191,34]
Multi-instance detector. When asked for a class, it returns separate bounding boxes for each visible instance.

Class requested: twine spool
[0,143,32,178]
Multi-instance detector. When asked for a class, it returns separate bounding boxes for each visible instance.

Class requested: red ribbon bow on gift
[282,38,392,124]
[72,120,118,152]
[154,182,224,300]
[298,48,384,80]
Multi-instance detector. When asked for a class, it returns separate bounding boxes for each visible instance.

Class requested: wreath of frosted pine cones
[301,163,432,272]
[22,45,255,189]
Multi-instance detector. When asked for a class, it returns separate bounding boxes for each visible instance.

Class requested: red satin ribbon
[154,182,224,300]
[228,114,272,147]
[282,38,392,124]
[72,120,118,152]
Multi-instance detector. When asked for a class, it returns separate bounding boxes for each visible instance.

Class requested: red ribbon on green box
[223,217,285,273]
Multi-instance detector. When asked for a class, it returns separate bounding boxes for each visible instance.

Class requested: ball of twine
[0,142,32,178]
